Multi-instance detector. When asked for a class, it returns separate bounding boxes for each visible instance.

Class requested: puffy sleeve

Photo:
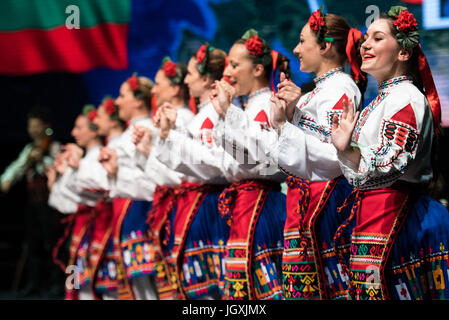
[0,144,32,185]
[75,156,110,192]
[338,91,426,189]
[222,104,275,168]
[108,160,157,201]
[48,169,80,214]
[267,90,359,181]
[175,107,195,133]
[142,109,197,185]
[153,129,228,183]
[269,121,342,180]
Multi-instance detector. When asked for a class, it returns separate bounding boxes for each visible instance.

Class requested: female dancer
[77,97,126,300]
[266,10,365,299]
[130,56,207,300]
[98,75,161,300]
[142,44,230,299]
[48,105,104,300]
[99,61,193,299]
[209,29,291,300]
[331,6,449,300]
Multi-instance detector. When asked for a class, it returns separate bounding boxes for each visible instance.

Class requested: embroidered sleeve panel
[253,109,271,130]
[276,121,341,181]
[343,89,423,189]
[293,82,360,143]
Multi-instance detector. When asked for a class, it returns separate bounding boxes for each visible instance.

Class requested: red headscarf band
[222,56,231,84]
[189,96,197,115]
[417,44,441,134]
[271,50,279,93]
[346,28,365,83]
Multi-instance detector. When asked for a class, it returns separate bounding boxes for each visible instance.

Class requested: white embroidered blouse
[267,67,362,181]
[107,116,158,201]
[152,101,229,184]
[222,87,287,182]
[48,145,105,214]
[143,106,194,186]
[338,76,433,189]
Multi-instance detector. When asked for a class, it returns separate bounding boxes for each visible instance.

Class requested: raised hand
[45,164,57,190]
[269,92,288,131]
[132,124,153,157]
[158,103,178,139]
[162,103,178,128]
[1,180,12,194]
[28,147,43,163]
[98,147,118,175]
[65,144,83,169]
[331,98,359,152]
[65,143,84,159]
[153,107,162,129]
[276,72,301,122]
[210,79,235,118]
[54,151,69,175]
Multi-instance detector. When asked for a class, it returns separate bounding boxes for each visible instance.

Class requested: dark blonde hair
[158,63,190,105]
[312,14,368,102]
[128,76,154,111]
[378,13,423,93]
[194,47,227,81]
[234,39,291,81]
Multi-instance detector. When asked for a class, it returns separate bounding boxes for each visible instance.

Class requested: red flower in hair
[163,61,178,77]
[309,10,325,32]
[394,10,418,32]
[104,98,116,116]
[128,75,139,91]
[245,35,264,56]
[196,45,207,64]
[88,110,97,123]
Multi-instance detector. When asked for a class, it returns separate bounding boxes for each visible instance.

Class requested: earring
[45,128,54,136]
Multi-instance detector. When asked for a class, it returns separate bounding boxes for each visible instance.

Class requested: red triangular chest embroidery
[200,117,214,130]
[253,110,270,128]
[391,104,417,129]
[332,93,349,110]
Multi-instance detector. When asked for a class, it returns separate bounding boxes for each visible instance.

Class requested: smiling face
[222,43,259,96]
[184,57,211,98]
[293,24,323,73]
[360,18,408,82]
[71,115,97,147]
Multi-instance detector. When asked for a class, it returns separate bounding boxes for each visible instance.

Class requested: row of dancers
[46,6,449,300]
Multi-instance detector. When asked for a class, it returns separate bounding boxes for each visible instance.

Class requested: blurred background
[0,0,448,299]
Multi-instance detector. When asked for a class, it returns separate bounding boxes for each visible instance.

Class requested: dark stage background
[0,0,448,297]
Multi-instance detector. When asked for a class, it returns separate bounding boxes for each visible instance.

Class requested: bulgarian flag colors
[0,0,130,75]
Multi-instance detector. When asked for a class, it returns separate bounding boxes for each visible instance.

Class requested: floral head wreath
[387,6,440,134]
[160,56,183,85]
[127,72,152,102]
[308,6,333,43]
[241,29,272,67]
[388,6,419,49]
[127,72,144,98]
[195,43,215,76]
[82,104,99,130]
[102,96,119,120]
